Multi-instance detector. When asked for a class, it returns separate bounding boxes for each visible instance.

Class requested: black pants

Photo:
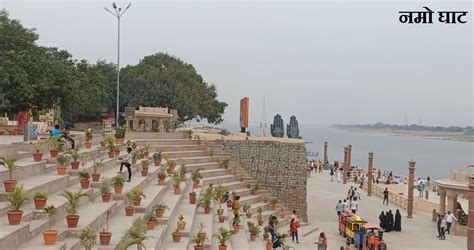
[292,231,299,242]
[120,162,132,181]
[232,213,239,226]
[440,227,445,239]
[447,222,452,234]
[383,196,388,205]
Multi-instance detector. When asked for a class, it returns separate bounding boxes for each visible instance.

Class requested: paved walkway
[285,171,465,250]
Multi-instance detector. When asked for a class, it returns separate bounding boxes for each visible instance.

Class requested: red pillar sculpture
[343,146,348,184]
[324,142,328,164]
[367,151,374,196]
[407,160,416,218]
[468,176,474,250]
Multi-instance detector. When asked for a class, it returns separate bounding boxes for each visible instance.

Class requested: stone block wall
[219,139,309,222]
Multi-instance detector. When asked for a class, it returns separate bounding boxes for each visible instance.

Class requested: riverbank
[333,126,474,143]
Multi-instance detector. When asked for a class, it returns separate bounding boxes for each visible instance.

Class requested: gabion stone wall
[221,140,309,222]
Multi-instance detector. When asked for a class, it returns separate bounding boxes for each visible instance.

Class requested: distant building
[124,106,178,132]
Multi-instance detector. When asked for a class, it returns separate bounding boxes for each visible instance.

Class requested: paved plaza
[287,171,466,250]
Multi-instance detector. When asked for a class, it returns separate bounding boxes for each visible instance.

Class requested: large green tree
[120,53,227,124]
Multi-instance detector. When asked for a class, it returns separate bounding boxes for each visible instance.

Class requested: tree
[120,53,227,124]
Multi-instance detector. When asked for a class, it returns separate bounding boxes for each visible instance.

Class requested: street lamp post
[104,2,131,127]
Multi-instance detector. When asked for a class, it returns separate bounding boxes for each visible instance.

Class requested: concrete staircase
[0,135,293,250]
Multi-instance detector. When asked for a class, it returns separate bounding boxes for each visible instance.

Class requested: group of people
[335,186,361,215]
[436,211,458,240]
[379,209,402,232]
[308,159,325,173]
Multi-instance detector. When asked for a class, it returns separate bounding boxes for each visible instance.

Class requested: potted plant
[144,211,157,230]
[67,149,82,170]
[85,130,93,148]
[43,205,58,245]
[131,142,137,150]
[1,157,17,192]
[164,155,175,174]
[114,145,121,156]
[266,240,272,250]
[153,203,169,218]
[269,197,278,211]
[179,164,188,181]
[91,159,103,182]
[157,171,166,185]
[233,213,241,232]
[106,137,115,158]
[251,182,260,195]
[247,221,261,241]
[143,144,151,157]
[100,178,112,202]
[280,208,285,219]
[48,140,60,158]
[198,193,212,214]
[153,152,162,166]
[208,144,215,157]
[186,130,193,140]
[98,131,107,147]
[191,223,208,250]
[172,227,181,242]
[60,190,92,228]
[56,154,70,175]
[114,127,126,144]
[263,195,269,203]
[79,226,97,250]
[263,226,270,241]
[130,187,146,206]
[99,210,112,245]
[213,227,236,250]
[141,159,150,176]
[242,203,250,213]
[120,217,148,250]
[257,207,264,226]
[220,159,230,169]
[79,171,91,189]
[31,142,43,161]
[191,168,203,189]
[243,204,252,218]
[171,172,182,195]
[112,175,125,194]
[177,214,186,230]
[132,150,140,165]
[239,174,244,182]
[33,191,47,209]
[125,192,135,216]
[7,185,27,225]
[189,191,197,204]
[213,185,228,215]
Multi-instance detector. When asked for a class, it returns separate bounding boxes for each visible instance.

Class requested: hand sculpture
[270,114,284,138]
[287,115,301,139]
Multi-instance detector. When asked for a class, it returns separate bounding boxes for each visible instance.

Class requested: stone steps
[162,150,209,159]
[145,139,198,146]
[200,168,232,178]
[173,156,216,166]
[202,175,238,186]
[154,144,207,152]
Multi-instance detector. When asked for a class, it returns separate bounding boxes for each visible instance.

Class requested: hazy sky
[1,0,472,127]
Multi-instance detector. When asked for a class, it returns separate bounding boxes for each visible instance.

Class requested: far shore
[334,126,474,143]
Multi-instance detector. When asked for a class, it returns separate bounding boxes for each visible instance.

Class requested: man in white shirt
[445,211,457,234]
[118,147,133,182]
[335,200,343,216]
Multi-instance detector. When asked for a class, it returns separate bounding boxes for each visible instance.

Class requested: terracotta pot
[114,149,120,156]
[217,209,223,215]
[133,197,141,206]
[100,142,106,147]
[147,220,156,230]
[167,168,174,174]
[144,151,149,157]
[158,179,165,185]
[125,206,135,216]
[7,210,23,225]
[154,159,161,166]
[204,207,211,214]
[108,151,114,158]
[263,197,269,203]
[92,173,101,182]
[194,247,204,250]
[258,220,263,226]
[178,222,186,230]
[233,225,240,232]
[251,190,257,195]
[102,193,111,202]
[172,233,181,242]
[132,159,137,165]
[50,149,59,158]
[193,182,200,189]
[218,245,228,250]
[71,161,80,170]
[132,144,137,149]
[246,184,251,189]
[246,212,252,219]
[85,142,92,149]
[266,243,272,250]
[80,179,90,189]
[272,206,276,211]
[218,215,225,223]
[243,207,248,213]
[43,230,58,245]
[66,215,79,228]
[190,196,196,204]
[114,186,122,194]
[250,234,257,241]
[174,188,181,195]
[33,152,43,162]
[239,177,244,182]
[141,167,148,177]
[99,232,112,245]
[4,180,17,192]
[34,198,47,209]
[156,209,165,218]
[280,213,285,219]
[263,234,269,241]
[57,166,67,175]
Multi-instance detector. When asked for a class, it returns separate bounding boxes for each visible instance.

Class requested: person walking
[445,211,457,234]
[330,167,334,182]
[350,197,358,214]
[347,186,354,201]
[436,214,442,238]
[386,210,394,232]
[118,147,133,182]
[231,196,241,226]
[440,215,447,240]
[290,217,299,243]
[383,188,389,206]
[315,232,328,250]
[342,199,348,212]
[379,211,386,230]
[394,209,402,232]
[336,200,343,216]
